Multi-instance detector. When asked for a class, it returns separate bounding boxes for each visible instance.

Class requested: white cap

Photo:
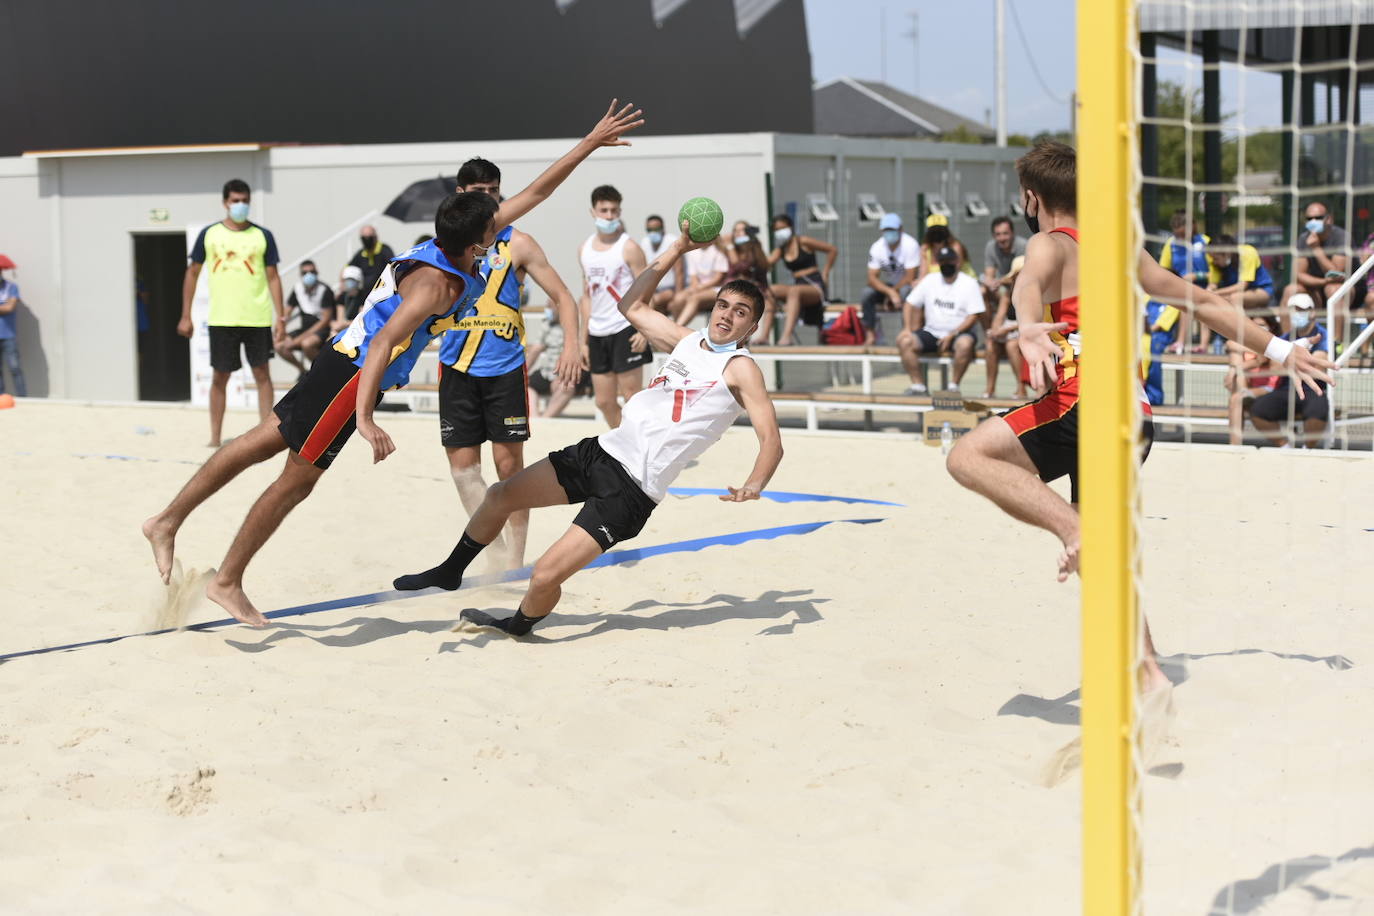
[342,265,364,282]
[1289,292,1315,310]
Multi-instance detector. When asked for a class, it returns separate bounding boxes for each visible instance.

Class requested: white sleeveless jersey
[580,233,634,336]
[599,331,750,502]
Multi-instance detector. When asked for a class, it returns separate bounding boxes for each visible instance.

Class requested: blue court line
[0,517,886,664]
[666,487,903,507]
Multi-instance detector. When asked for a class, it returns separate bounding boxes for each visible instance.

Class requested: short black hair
[591,185,622,206]
[300,259,316,270]
[222,178,250,200]
[771,213,794,227]
[924,225,951,247]
[1214,232,1237,248]
[990,215,1013,233]
[645,214,664,226]
[456,158,501,187]
[435,191,499,256]
[718,279,765,320]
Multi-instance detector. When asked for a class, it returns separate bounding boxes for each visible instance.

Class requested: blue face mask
[647,230,664,246]
[734,235,750,246]
[883,229,901,246]
[543,307,556,324]
[1306,217,1326,235]
[302,271,318,286]
[595,217,621,234]
[228,201,250,222]
[1291,309,1312,331]
[705,335,739,353]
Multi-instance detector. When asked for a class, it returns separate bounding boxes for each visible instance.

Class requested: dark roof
[813,78,995,140]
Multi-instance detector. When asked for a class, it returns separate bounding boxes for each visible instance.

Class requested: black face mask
[1023,195,1040,235]
[361,236,376,249]
[939,263,958,279]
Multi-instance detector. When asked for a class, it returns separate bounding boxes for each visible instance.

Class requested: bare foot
[205,577,270,627]
[142,516,177,585]
[1139,657,1172,696]
[207,440,221,448]
[1057,540,1080,583]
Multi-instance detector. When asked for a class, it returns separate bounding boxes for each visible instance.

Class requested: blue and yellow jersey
[330,240,481,391]
[1159,232,1211,284]
[1208,244,1274,295]
[438,225,526,376]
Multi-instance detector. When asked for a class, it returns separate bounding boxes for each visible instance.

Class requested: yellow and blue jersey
[1159,233,1211,285]
[1208,244,1274,296]
[438,225,526,376]
[331,240,481,390]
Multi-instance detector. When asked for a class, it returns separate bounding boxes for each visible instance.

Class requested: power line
[1006,0,1070,106]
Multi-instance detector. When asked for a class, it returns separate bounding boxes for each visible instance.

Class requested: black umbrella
[384,176,454,223]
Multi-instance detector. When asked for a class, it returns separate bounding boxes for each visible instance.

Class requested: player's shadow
[1207,843,1374,913]
[222,616,457,653]
[438,588,826,651]
[997,647,1354,727]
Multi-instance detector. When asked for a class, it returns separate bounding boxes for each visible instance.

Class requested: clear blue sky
[803,0,1078,135]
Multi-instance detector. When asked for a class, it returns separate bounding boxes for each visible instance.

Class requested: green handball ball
[678,197,724,243]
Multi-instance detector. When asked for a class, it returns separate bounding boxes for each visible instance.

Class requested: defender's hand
[357,419,395,464]
[585,99,645,148]
[719,485,762,503]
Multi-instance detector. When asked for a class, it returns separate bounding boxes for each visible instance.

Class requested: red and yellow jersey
[1042,227,1081,387]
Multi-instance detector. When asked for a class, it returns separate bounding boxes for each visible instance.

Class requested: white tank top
[580,233,634,336]
[599,331,750,502]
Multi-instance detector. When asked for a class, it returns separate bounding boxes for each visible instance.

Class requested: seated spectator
[332,265,366,332]
[980,216,1027,396]
[349,225,395,298]
[1223,315,1281,445]
[917,216,975,282]
[1141,298,1181,406]
[1278,201,1359,338]
[641,215,684,314]
[525,304,589,418]
[896,245,984,394]
[0,261,25,397]
[413,233,434,246]
[1159,209,1213,352]
[669,235,727,324]
[1207,233,1275,314]
[861,213,919,345]
[768,213,837,346]
[275,259,336,374]
[1247,294,1330,447]
[680,221,778,345]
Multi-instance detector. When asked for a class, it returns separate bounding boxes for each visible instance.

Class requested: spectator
[985,253,1029,400]
[917,215,975,281]
[896,245,984,394]
[1279,201,1357,334]
[349,224,394,299]
[1223,315,1281,445]
[1207,232,1275,313]
[980,216,1027,396]
[0,260,26,397]
[578,184,649,428]
[669,233,728,323]
[861,213,919,345]
[1247,293,1330,447]
[680,221,777,342]
[768,213,836,346]
[1142,298,1180,406]
[276,259,336,374]
[525,304,589,418]
[332,265,365,332]
[1160,209,1213,352]
[180,178,285,447]
[641,214,684,314]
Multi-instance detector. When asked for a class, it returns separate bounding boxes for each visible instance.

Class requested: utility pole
[902,11,919,95]
[881,7,887,84]
[995,0,1007,146]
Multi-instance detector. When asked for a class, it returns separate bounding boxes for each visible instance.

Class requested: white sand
[0,401,1370,913]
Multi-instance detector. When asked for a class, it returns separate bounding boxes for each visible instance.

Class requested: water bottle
[940,421,954,455]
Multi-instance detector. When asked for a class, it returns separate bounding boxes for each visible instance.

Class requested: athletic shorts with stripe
[999,377,1154,503]
[274,347,383,470]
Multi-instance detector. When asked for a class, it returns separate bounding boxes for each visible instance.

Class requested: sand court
[1,401,1370,913]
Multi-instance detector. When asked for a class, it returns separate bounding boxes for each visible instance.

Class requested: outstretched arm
[616,226,712,352]
[1139,251,1333,397]
[722,357,783,501]
[494,100,644,231]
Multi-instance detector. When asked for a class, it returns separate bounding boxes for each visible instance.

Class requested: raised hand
[586,99,645,148]
[1286,346,1335,400]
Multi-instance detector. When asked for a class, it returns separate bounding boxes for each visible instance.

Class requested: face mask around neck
[705,335,740,353]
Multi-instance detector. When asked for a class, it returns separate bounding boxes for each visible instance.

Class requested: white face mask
[543,307,556,323]
[1291,310,1313,331]
[594,217,621,234]
[773,227,793,243]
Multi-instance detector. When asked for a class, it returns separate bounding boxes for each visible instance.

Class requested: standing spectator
[578,184,649,428]
[980,216,1027,395]
[349,225,395,299]
[669,233,728,323]
[180,178,285,447]
[332,265,365,332]
[1248,294,1330,447]
[276,259,335,374]
[861,213,919,345]
[1160,208,1213,352]
[917,215,975,281]
[0,259,26,397]
[1223,315,1281,445]
[525,304,588,418]
[896,246,984,394]
[1279,201,1357,334]
[768,213,836,346]
[641,215,684,314]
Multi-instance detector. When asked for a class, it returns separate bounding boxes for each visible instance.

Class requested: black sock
[393,533,487,591]
[459,605,544,636]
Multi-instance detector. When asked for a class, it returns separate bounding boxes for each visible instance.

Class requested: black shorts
[439,364,530,447]
[912,328,978,351]
[209,325,273,372]
[587,325,651,375]
[1249,385,1329,422]
[290,319,329,342]
[1001,382,1154,504]
[547,437,657,551]
[273,347,382,469]
[798,274,829,326]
